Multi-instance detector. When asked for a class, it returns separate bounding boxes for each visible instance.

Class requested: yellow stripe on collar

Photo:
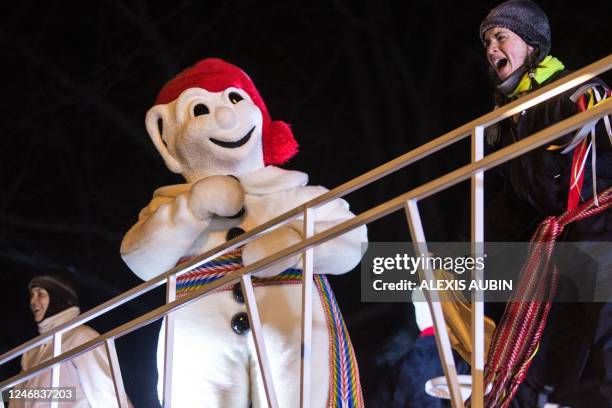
[508,56,565,99]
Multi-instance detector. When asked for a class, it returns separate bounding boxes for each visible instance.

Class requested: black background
[1,1,610,406]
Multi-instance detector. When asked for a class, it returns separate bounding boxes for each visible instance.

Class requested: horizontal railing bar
[0,279,165,365]
[299,54,611,208]
[2,99,608,391]
[410,99,611,201]
[466,55,610,128]
[0,209,298,365]
[2,55,609,370]
[0,271,241,390]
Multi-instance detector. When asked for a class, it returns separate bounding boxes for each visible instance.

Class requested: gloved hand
[188,175,245,220]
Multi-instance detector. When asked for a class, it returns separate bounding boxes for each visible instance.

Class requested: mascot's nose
[214,106,238,130]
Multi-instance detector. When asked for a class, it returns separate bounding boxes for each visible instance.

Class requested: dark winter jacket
[485,70,612,407]
[486,70,612,242]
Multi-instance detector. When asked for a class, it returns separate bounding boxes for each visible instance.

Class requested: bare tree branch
[0,30,157,159]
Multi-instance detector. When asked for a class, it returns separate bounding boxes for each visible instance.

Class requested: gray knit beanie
[480,0,551,63]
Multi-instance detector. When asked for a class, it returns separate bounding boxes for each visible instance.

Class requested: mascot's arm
[243,186,367,277]
[121,176,245,280]
[120,193,210,280]
[308,190,368,275]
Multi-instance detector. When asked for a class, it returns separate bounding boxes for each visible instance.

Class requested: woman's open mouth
[494,58,508,71]
[209,126,255,148]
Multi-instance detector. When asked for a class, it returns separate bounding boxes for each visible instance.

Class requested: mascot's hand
[243,227,302,278]
[188,175,245,220]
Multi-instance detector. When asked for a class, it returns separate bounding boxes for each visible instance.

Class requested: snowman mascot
[120,58,367,407]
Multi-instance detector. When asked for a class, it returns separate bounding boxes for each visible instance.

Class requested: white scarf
[37,306,80,333]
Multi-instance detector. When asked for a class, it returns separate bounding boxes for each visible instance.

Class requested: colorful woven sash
[176,248,364,408]
[483,187,612,408]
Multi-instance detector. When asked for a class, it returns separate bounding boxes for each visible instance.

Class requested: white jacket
[8,307,119,408]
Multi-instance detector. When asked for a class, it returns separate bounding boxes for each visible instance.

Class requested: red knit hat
[155,58,298,166]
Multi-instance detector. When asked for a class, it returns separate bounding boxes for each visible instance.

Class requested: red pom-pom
[263,121,299,165]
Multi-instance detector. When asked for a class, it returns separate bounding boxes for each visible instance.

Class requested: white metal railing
[1,54,610,408]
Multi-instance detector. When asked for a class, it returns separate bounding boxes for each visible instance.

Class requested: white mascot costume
[121,58,367,407]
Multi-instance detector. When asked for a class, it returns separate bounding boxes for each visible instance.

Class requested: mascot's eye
[229,92,244,104]
[193,103,209,116]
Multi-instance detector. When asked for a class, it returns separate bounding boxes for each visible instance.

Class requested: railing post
[241,274,279,408]
[404,199,465,408]
[162,274,176,408]
[50,332,62,408]
[104,338,129,408]
[300,208,314,408]
[471,126,485,407]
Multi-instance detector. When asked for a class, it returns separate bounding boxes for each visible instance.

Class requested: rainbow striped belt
[176,248,364,408]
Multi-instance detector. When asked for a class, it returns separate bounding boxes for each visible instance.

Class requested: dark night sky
[0,1,610,406]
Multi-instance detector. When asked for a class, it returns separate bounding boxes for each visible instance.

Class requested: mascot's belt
[175,248,364,408]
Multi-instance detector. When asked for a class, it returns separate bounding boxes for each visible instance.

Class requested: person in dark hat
[377,2,611,407]
[480,0,552,102]
[479,0,612,407]
[28,271,79,324]
[9,270,128,408]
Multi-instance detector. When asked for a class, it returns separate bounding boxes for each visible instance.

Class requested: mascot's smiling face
[146,86,264,182]
[144,58,299,181]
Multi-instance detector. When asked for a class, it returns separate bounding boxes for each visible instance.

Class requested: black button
[231,312,250,335]
[226,227,245,241]
[232,283,244,304]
